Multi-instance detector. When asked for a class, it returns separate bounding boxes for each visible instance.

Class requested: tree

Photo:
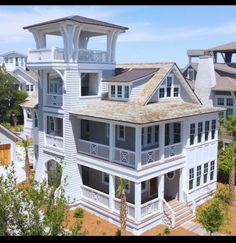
[0,66,27,126]
[115,178,128,236]
[21,136,32,185]
[196,200,225,235]
[224,115,236,139]
[219,142,236,203]
[0,164,83,236]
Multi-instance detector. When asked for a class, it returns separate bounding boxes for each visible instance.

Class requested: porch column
[158,175,164,212]
[135,126,142,170]
[159,123,165,161]
[179,167,186,202]
[109,174,115,212]
[109,123,115,162]
[134,182,141,224]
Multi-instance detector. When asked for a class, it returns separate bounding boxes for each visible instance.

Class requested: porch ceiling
[70,100,223,125]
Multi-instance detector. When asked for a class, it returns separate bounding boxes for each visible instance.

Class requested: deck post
[135,126,142,170]
[158,175,164,212]
[109,174,115,212]
[134,182,142,224]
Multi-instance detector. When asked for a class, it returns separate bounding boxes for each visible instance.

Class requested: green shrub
[74,208,84,219]
[0,122,11,130]
[163,226,171,235]
[215,185,232,205]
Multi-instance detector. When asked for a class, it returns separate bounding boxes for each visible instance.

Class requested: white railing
[141,148,160,166]
[27,47,64,63]
[46,94,63,107]
[81,185,109,209]
[183,190,196,216]
[46,134,63,149]
[164,142,182,159]
[114,198,135,219]
[162,198,175,228]
[78,49,108,63]
[78,139,109,161]
[141,197,160,219]
[114,148,135,168]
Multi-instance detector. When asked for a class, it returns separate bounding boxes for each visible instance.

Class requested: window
[46,116,63,137]
[30,85,34,91]
[174,87,179,97]
[159,87,165,98]
[34,112,38,127]
[198,122,203,143]
[196,165,201,187]
[165,124,170,146]
[147,126,152,144]
[226,98,233,106]
[167,76,172,97]
[210,161,215,180]
[117,85,122,98]
[118,125,125,141]
[106,124,110,138]
[173,123,181,143]
[141,181,148,192]
[226,108,233,118]
[187,68,195,80]
[102,173,109,185]
[189,168,194,190]
[26,85,30,92]
[205,121,210,141]
[217,97,224,106]
[49,117,55,133]
[26,109,32,119]
[190,123,195,145]
[155,125,159,145]
[203,163,208,183]
[124,86,130,98]
[81,73,99,96]
[111,85,115,98]
[48,78,63,95]
[211,120,216,140]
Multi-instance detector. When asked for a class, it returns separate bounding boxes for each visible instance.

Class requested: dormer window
[158,74,180,99]
[187,68,195,80]
[109,84,130,100]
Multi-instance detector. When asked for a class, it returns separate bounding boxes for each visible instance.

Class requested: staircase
[163,198,195,228]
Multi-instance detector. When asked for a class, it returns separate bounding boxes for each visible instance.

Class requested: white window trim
[109,84,130,100]
[196,165,202,187]
[187,68,195,80]
[117,125,126,141]
[102,172,109,185]
[203,162,209,184]
[189,168,195,190]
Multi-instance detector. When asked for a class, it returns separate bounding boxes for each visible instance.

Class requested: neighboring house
[182,41,236,120]
[0,51,38,96]
[0,124,20,165]
[20,92,38,168]
[23,15,222,235]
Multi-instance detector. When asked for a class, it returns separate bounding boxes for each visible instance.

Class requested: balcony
[27,47,108,64]
[46,94,63,107]
[45,134,63,150]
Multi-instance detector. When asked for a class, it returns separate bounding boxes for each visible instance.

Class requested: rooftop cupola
[23,15,128,65]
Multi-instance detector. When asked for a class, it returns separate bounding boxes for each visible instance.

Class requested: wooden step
[175,214,194,228]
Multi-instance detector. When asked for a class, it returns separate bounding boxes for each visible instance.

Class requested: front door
[0,144,11,165]
[149,177,158,196]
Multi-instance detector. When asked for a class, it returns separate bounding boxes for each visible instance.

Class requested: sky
[0,5,236,68]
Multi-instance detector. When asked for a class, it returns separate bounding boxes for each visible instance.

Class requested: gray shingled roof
[208,41,236,52]
[70,100,222,125]
[214,63,236,75]
[23,15,128,31]
[103,68,158,82]
[0,51,26,58]
[20,92,38,109]
[213,71,236,91]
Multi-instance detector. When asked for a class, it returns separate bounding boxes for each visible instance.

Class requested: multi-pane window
[217,97,224,106]
[26,85,30,92]
[111,85,115,98]
[203,163,208,183]
[190,123,195,145]
[147,126,152,144]
[197,122,203,143]
[166,77,172,97]
[196,165,202,187]
[205,121,210,141]
[118,125,125,141]
[159,88,165,98]
[174,87,179,97]
[226,98,233,106]
[117,85,122,98]
[210,161,215,180]
[173,123,181,143]
[30,85,34,91]
[226,108,233,118]
[211,120,216,140]
[47,116,63,137]
[124,86,130,98]
[187,68,195,80]
[189,168,194,190]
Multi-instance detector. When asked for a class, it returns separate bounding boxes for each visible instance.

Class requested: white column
[135,126,142,170]
[159,123,165,161]
[179,167,186,202]
[109,123,115,162]
[134,182,141,224]
[109,174,115,212]
[158,175,164,212]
